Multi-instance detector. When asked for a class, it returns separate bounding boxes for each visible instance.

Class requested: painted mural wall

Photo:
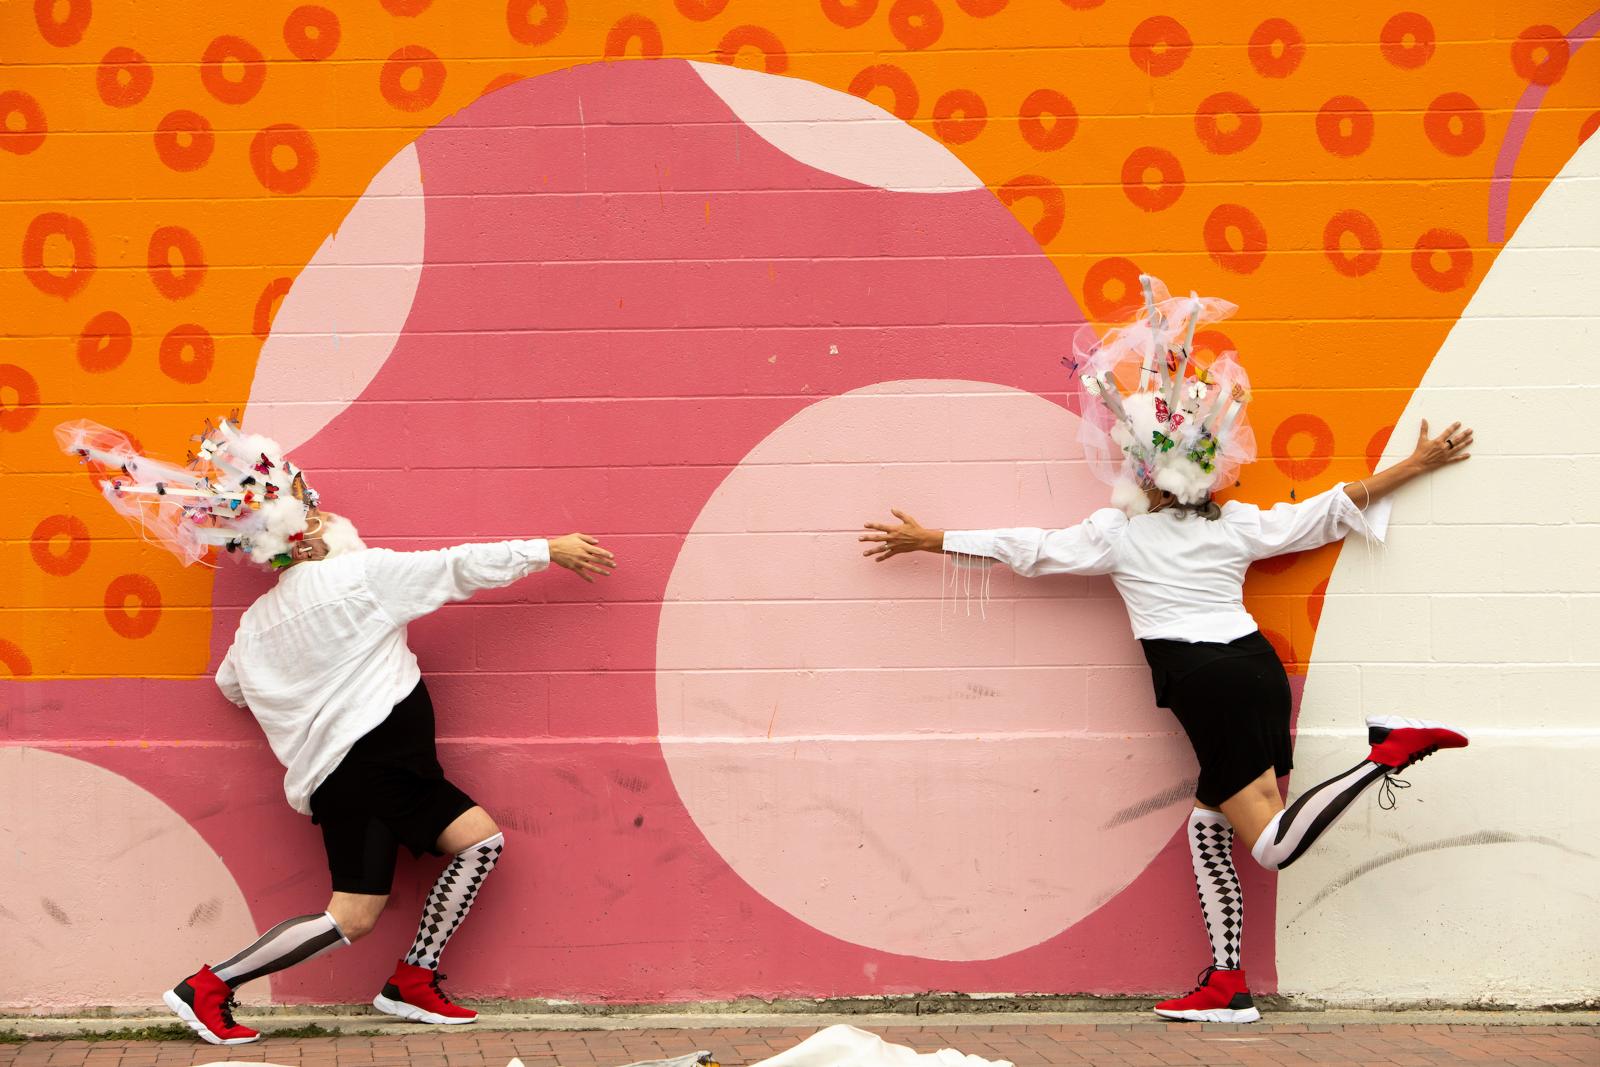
[2,0,1597,1011]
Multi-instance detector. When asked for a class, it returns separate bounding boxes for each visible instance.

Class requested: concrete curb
[3,1009,1597,1038]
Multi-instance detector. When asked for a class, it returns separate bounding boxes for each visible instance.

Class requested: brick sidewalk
[2,1023,1597,1067]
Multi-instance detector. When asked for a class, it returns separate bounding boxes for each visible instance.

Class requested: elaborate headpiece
[56,415,319,568]
[1064,274,1256,514]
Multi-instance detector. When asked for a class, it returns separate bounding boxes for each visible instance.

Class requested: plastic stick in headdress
[1137,273,1164,393]
[1214,381,1249,440]
[56,416,319,568]
[1165,293,1202,412]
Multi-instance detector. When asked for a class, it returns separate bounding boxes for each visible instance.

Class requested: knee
[469,827,506,860]
[327,898,386,941]
[437,806,502,855]
[1247,834,1290,872]
[339,914,378,942]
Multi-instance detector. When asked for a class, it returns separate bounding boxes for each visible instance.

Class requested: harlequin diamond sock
[1186,808,1242,971]
[404,832,504,970]
[210,912,348,988]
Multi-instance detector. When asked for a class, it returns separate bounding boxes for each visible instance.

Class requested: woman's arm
[860,510,1122,577]
[1345,418,1473,508]
[363,534,614,626]
[1234,418,1475,560]
[215,646,248,708]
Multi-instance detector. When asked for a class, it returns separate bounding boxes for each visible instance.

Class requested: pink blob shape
[659,382,1192,960]
[247,144,425,454]
[0,747,265,1010]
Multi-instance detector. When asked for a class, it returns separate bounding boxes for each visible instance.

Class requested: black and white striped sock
[1186,808,1242,971]
[404,832,504,970]
[1251,761,1391,870]
[211,912,348,988]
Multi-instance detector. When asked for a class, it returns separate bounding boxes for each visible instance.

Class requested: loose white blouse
[942,485,1386,643]
[216,539,550,814]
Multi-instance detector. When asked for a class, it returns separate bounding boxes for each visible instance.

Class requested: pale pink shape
[0,748,264,1011]
[688,62,983,193]
[657,382,1193,961]
[244,144,425,454]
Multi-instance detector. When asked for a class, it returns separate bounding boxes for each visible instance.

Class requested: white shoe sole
[372,993,476,1025]
[1154,1005,1261,1023]
[162,989,260,1045]
[1366,714,1465,735]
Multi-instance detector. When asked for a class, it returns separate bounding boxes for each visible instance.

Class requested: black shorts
[309,679,476,895]
[1141,630,1293,809]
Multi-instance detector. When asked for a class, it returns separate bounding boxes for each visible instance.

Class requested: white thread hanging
[941,552,993,621]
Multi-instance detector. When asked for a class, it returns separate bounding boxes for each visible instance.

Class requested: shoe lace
[1190,965,1218,992]
[1401,743,1439,770]
[429,971,456,1005]
[219,993,242,1030]
[1378,772,1413,810]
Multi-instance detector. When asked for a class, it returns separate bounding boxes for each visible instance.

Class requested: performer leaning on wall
[57,418,616,1046]
[861,276,1475,1023]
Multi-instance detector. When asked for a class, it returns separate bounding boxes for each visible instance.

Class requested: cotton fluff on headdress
[1063,274,1256,514]
[56,416,319,568]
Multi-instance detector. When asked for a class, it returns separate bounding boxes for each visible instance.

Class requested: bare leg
[435,806,499,854]
[1217,767,1286,854]
[326,892,389,942]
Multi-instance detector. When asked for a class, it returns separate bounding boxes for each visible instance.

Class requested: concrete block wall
[2,1,1596,1010]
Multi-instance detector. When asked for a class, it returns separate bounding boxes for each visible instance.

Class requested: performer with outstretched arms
[58,418,616,1045]
[859,278,1473,1023]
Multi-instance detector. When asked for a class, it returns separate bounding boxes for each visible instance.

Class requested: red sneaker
[162,965,260,1045]
[373,960,477,1025]
[1366,715,1469,770]
[1154,966,1261,1023]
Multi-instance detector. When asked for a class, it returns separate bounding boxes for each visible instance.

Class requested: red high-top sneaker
[373,960,477,1024]
[162,965,260,1045]
[1366,715,1469,770]
[1154,966,1261,1023]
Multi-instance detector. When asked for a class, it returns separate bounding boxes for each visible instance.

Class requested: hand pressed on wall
[860,509,943,561]
[1410,419,1474,469]
[549,533,615,582]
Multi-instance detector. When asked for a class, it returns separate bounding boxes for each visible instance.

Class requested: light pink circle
[0,747,265,1007]
[657,381,1195,961]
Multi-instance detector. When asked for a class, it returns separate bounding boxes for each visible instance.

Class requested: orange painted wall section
[5,2,1595,678]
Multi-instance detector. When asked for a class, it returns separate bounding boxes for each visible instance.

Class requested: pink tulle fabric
[55,419,314,567]
[1061,277,1257,508]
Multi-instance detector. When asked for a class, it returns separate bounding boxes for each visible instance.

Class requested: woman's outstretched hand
[1410,419,1474,469]
[549,533,615,582]
[1348,417,1476,508]
[860,510,941,562]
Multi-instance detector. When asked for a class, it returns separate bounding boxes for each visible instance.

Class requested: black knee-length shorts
[1140,630,1293,809]
[309,679,476,895]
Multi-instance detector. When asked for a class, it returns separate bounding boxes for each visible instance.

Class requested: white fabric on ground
[192,1025,1013,1067]
[746,1024,1012,1067]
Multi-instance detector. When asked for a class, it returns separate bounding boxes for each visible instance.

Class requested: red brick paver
[1,1023,1596,1067]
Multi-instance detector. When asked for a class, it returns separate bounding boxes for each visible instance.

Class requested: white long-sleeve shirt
[216,539,551,814]
[942,485,1386,642]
